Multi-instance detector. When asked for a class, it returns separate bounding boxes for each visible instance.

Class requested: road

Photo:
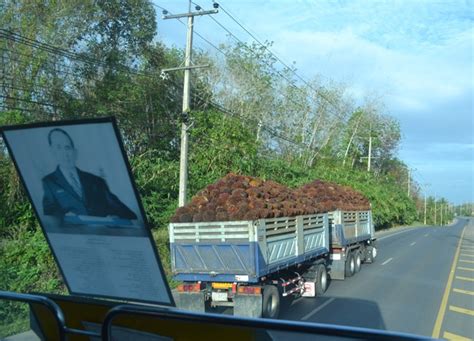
[4,219,472,340]
[279,218,474,339]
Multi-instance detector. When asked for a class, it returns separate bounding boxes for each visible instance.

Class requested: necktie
[69,172,82,198]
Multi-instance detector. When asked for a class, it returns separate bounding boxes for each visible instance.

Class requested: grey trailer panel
[170,213,330,281]
[329,210,374,247]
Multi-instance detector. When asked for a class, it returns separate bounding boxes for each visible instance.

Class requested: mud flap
[329,257,346,280]
[233,294,262,318]
[173,291,206,313]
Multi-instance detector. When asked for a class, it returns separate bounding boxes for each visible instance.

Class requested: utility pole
[162,2,218,207]
[360,130,378,171]
[367,135,372,172]
[440,203,443,226]
[434,193,437,225]
[424,192,427,225]
[424,183,430,225]
[407,168,411,196]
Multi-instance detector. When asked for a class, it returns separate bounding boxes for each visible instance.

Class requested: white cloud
[271,26,473,117]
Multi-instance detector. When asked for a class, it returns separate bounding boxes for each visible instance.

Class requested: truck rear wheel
[316,264,328,295]
[354,251,362,273]
[262,285,280,318]
[345,252,355,277]
[365,246,377,263]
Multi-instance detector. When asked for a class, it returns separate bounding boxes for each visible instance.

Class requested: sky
[153,0,473,205]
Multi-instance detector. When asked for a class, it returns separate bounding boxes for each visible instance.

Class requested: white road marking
[410,242,416,246]
[424,233,429,237]
[381,257,393,265]
[302,298,335,320]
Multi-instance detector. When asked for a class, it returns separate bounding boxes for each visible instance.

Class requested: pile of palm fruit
[171,173,370,223]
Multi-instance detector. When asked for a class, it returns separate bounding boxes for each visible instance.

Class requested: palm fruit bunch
[295,180,370,212]
[171,173,370,223]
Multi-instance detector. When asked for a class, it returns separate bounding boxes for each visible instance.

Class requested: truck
[328,210,377,279]
[169,209,377,318]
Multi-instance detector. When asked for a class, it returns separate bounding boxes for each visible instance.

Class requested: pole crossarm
[163,9,218,20]
[161,65,210,73]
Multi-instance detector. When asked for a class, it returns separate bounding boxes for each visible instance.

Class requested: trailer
[169,213,330,318]
[328,210,377,280]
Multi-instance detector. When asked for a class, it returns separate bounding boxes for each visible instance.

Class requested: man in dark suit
[42,128,137,221]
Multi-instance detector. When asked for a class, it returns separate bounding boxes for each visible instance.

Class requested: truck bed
[169,214,330,283]
[328,210,374,247]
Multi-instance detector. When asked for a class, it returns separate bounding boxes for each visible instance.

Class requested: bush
[0,227,66,337]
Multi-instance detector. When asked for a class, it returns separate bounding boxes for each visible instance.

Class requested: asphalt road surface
[279,218,474,339]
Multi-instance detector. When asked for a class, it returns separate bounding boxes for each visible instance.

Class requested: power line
[0,29,157,79]
[187,78,311,149]
[216,3,342,111]
[155,2,285,87]
[165,2,329,129]
[1,78,184,117]
[189,2,347,125]
[0,94,65,109]
[0,104,42,114]
[218,3,303,82]
[1,23,312,152]
[1,32,187,103]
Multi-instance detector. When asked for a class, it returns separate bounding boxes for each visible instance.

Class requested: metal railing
[101,304,429,341]
[1,291,429,341]
[0,291,100,340]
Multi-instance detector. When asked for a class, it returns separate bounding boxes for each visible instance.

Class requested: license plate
[212,282,232,289]
[331,253,341,260]
[211,291,228,302]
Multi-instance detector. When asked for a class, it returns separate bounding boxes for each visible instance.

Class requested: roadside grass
[0,312,28,339]
[152,227,180,289]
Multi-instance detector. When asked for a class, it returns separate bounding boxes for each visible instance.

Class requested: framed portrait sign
[1,117,174,306]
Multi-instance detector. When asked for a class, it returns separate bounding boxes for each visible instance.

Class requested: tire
[315,264,328,296]
[354,251,362,273]
[345,252,355,277]
[365,246,377,264]
[262,285,280,318]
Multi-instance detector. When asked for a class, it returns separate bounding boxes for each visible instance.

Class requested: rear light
[177,282,202,292]
[237,286,261,295]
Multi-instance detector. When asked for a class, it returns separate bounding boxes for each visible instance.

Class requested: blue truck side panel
[171,241,328,283]
[173,242,256,274]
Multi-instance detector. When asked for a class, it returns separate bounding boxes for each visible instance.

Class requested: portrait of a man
[42,128,137,221]
[1,119,174,305]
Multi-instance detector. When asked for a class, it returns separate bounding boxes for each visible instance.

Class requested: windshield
[0,1,473,340]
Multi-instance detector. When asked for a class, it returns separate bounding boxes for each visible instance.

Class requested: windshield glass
[0,1,472,340]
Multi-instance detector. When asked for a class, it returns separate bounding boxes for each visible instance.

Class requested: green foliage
[0,111,39,236]
[0,316,29,339]
[131,151,180,228]
[188,110,260,194]
[152,228,179,289]
[0,228,65,336]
